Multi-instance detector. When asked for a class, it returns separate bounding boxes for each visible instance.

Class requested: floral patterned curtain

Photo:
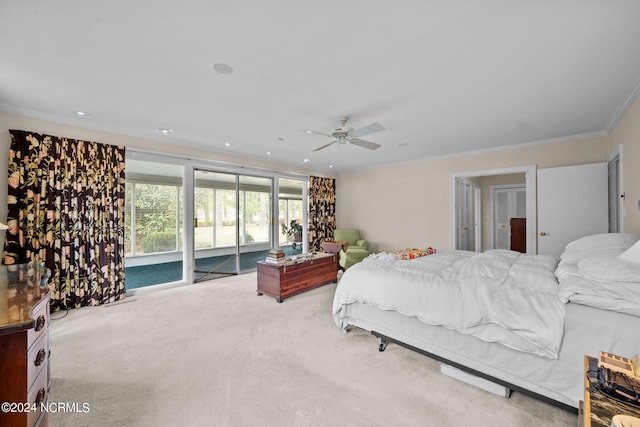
[308,176,336,252]
[4,130,126,310]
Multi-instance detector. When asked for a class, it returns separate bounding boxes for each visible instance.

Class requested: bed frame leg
[378,337,389,352]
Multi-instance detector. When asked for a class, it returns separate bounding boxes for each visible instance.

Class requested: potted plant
[281,219,303,242]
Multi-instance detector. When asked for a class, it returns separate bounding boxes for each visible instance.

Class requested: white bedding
[333,249,565,359]
[556,233,640,316]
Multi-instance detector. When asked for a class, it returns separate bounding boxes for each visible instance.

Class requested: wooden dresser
[509,217,526,253]
[257,253,337,302]
[0,263,50,427]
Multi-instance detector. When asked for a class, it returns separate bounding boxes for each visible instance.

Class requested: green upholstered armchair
[334,229,370,270]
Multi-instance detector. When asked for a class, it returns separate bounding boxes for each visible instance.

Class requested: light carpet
[47,272,576,426]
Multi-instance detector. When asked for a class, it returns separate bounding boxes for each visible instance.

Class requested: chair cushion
[344,247,368,254]
[334,229,361,245]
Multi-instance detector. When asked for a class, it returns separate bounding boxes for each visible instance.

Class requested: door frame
[608,145,624,232]
[452,165,537,254]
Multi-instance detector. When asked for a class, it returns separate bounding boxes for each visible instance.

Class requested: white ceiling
[2,1,640,173]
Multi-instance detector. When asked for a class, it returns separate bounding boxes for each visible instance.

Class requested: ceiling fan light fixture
[309,117,384,152]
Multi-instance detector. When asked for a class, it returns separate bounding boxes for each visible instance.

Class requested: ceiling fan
[307,117,384,152]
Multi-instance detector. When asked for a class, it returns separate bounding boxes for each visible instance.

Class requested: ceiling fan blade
[303,129,332,137]
[313,141,338,152]
[349,138,381,150]
[350,122,385,137]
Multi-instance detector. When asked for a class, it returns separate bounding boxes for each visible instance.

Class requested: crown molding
[606,74,640,133]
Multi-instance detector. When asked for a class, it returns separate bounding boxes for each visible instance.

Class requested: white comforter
[333,249,566,359]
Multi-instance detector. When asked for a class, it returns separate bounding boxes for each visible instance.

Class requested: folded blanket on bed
[365,247,436,261]
[333,249,565,359]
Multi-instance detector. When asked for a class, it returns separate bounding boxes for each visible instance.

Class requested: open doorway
[490,180,526,252]
[452,166,537,254]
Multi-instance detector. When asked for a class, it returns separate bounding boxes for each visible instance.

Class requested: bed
[332,233,640,411]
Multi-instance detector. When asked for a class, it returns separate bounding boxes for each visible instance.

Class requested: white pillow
[618,240,640,264]
[561,233,640,259]
[559,233,640,284]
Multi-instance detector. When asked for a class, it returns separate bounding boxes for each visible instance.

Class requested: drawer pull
[35,387,46,406]
[35,348,47,366]
[35,315,46,331]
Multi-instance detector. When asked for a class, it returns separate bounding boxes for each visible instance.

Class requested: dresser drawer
[27,296,50,351]
[27,331,49,392]
[26,366,48,427]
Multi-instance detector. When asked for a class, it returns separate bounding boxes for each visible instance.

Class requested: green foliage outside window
[141,232,177,253]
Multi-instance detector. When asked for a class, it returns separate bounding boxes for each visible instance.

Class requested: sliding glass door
[194,170,238,281]
[124,158,184,290]
[125,150,308,291]
[238,175,273,269]
[193,170,273,281]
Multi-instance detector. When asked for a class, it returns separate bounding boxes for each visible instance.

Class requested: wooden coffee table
[256,253,337,302]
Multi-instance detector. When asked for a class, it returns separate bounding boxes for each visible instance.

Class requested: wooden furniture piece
[256,253,337,302]
[581,355,640,427]
[0,263,50,427]
[320,240,348,271]
[510,217,526,253]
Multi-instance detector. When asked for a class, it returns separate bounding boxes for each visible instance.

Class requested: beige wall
[609,95,640,233]
[337,135,611,252]
[0,112,335,221]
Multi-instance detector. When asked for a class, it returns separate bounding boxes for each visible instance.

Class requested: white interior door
[537,163,608,257]
[455,178,473,250]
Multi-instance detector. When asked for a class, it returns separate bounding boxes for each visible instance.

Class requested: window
[125,160,184,257]
[278,178,303,247]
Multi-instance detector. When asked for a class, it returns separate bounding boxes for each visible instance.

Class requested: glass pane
[194,170,238,280]
[239,175,272,272]
[194,187,214,249]
[240,190,270,244]
[124,158,184,290]
[278,178,303,253]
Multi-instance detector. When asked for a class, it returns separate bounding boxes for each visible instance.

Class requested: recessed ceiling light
[212,63,234,75]
[303,158,311,163]
[225,142,231,147]
[306,130,312,134]
[329,165,333,168]
[157,128,173,134]
[266,151,271,155]
[76,111,87,116]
